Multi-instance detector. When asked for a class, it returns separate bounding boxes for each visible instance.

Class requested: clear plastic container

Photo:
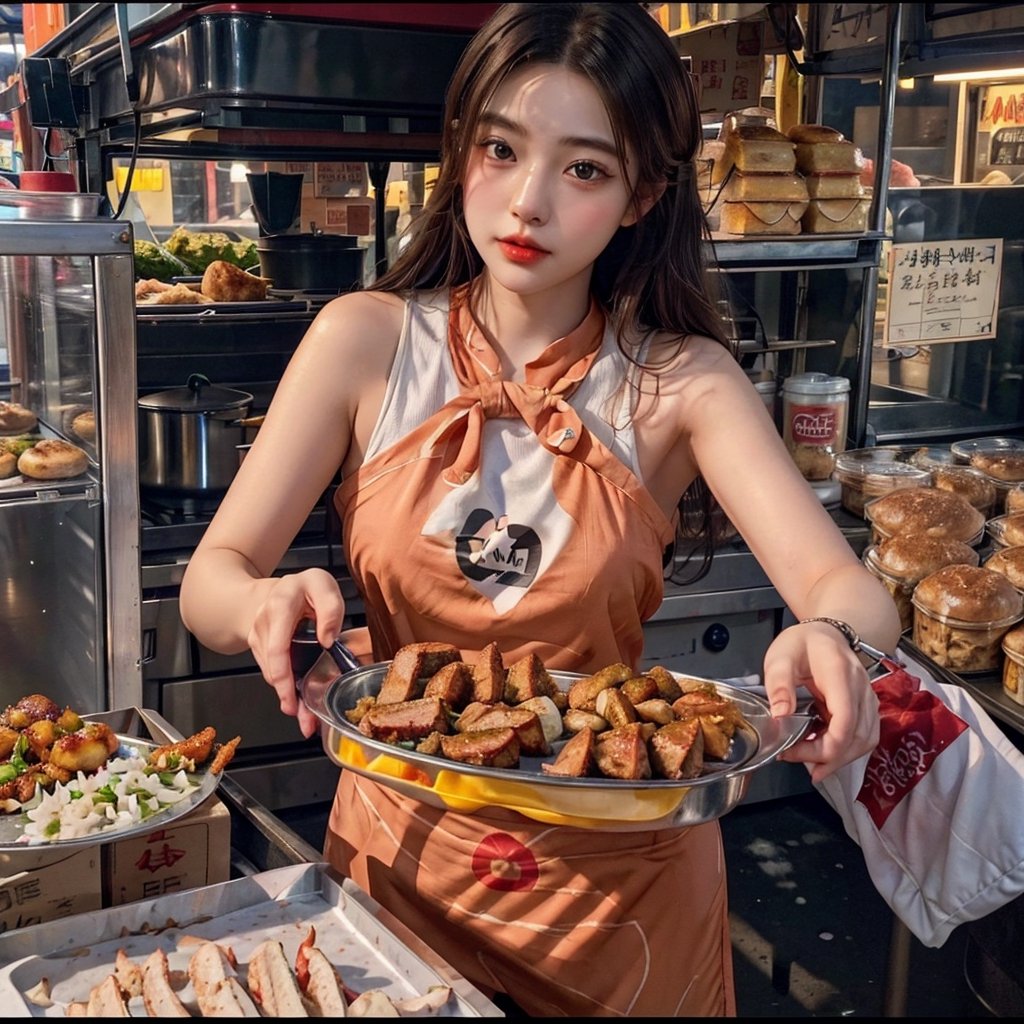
[781,372,849,481]
[984,545,1024,592]
[951,438,1024,512]
[864,541,979,634]
[911,566,1023,674]
[950,436,1024,464]
[986,512,1024,549]
[1002,624,1024,705]
[833,448,930,518]
[929,465,999,518]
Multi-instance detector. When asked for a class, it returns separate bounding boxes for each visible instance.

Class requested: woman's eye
[481,138,514,161]
[569,161,606,182]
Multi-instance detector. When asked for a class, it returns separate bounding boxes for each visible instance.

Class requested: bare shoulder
[310,289,406,343]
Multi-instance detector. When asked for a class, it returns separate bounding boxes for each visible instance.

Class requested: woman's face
[461,63,641,302]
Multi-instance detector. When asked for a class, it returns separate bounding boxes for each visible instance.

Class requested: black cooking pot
[138,373,257,497]
[256,233,365,293]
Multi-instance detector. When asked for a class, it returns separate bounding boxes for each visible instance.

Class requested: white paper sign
[883,238,1003,346]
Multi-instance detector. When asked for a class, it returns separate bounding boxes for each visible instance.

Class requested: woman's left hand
[764,620,880,783]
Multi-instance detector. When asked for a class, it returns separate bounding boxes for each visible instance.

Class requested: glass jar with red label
[781,372,850,481]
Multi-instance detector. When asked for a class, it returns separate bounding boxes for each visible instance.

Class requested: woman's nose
[509,168,549,226]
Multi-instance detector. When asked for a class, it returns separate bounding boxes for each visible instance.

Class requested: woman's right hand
[246,568,347,738]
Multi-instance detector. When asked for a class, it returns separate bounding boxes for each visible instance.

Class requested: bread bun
[985,546,1024,591]
[0,451,16,478]
[794,141,864,175]
[866,486,984,543]
[971,451,1024,482]
[17,439,89,480]
[875,533,979,580]
[1007,484,1024,514]
[931,465,997,514]
[0,401,37,434]
[1004,623,1024,657]
[71,410,96,443]
[913,564,1022,623]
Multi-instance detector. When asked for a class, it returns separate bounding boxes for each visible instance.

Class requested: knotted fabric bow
[431,286,606,486]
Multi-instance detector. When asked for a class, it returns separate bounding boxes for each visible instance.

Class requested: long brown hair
[375,2,734,581]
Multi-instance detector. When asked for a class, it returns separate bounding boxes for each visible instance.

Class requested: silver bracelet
[799,617,889,663]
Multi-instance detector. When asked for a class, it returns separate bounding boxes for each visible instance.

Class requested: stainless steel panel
[227,754,341,813]
[160,669,309,749]
[641,608,778,679]
[0,493,104,710]
[141,595,193,679]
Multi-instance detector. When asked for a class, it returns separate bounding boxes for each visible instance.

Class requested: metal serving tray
[299,654,810,831]
[0,862,500,1017]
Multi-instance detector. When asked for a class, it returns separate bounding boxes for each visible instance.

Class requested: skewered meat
[48,722,119,773]
[358,697,450,743]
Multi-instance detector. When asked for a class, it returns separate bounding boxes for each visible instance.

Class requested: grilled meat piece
[672,692,746,759]
[358,697,450,743]
[456,703,550,756]
[504,652,557,704]
[377,642,461,705]
[189,940,260,1017]
[646,665,683,703]
[247,939,311,1017]
[620,675,659,705]
[439,727,520,768]
[423,661,475,709]
[649,717,705,780]
[115,948,144,999]
[48,722,119,773]
[633,699,676,725]
[295,927,349,1017]
[567,663,634,712]
[209,735,241,774]
[85,975,130,1017]
[594,723,652,780]
[542,727,594,777]
[595,687,638,728]
[471,641,506,704]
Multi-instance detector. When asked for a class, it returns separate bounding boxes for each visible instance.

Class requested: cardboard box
[0,847,102,935]
[103,795,231,907]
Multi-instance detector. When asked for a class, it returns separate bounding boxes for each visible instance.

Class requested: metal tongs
[290,619,362,678]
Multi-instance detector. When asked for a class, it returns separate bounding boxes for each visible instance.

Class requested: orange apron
[329,287,735,1016]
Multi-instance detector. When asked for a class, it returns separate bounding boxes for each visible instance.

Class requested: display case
[0,205,141,712]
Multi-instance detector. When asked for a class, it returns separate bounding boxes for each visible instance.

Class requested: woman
[181,3,900,1015]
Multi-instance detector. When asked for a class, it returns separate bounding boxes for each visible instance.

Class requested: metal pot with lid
[138,373,258,500]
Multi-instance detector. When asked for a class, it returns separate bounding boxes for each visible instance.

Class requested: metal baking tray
[0,862,501,1017]
[299,654,810,831]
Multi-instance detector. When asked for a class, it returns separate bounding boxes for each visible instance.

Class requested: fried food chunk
[148,726,216,770]
[48,722,119,773]
[201,259,271,302]
[209,735,241,774]
[3,693,62,729]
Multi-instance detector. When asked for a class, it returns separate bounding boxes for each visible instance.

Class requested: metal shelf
[706,232,887,272]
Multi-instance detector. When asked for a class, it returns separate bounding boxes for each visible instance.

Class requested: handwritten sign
[688,21,764,114]
[883,238,1003,346]
[813,3,889,54]
[314,162,367,198]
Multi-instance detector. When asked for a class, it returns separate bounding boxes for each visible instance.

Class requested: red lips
[497,235,549,264]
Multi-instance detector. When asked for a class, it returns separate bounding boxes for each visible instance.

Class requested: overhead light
[229,162,248,184]
[898,78,915,90]
[934,67,1024,83]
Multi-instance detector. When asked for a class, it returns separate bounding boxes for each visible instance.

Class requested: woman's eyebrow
[479,111,619,158]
